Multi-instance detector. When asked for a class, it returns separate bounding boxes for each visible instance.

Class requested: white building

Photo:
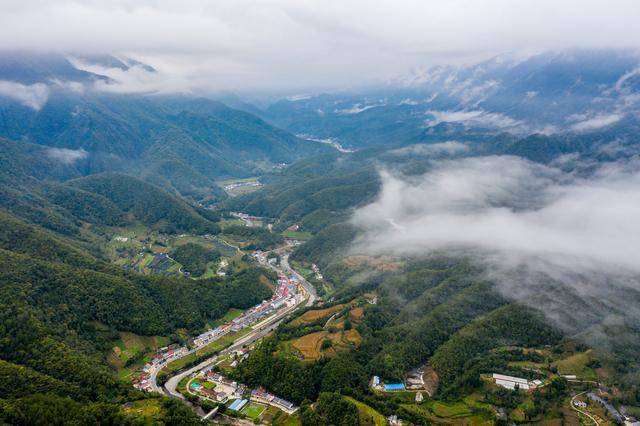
[492,373,530,390]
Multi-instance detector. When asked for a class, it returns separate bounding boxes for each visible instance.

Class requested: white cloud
[46,147,88,164]
[0,80,49,110]
[1,1,640,91]
[388,141,469,157]
[351,156,640,333]
[570,113,623,131]
[49,79,85,94]
[334,103,385,114]
[425,109,522,129]
[352,156,640,273]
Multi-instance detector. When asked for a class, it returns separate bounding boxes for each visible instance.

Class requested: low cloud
[46,147,88,164]
[569,113,623,131]
[425,109,522,130]
[351,156,640,336]
[388,141,469,157]
[0,80,49,110]
[334,102,386,115]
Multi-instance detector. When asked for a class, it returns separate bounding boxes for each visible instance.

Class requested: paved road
[163,301,299,399]
[145,245,317,421]
[161,250,315,395]
[280,253,317,306]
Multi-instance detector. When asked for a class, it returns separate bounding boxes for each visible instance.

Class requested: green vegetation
[241,402,266,420]
[170,242,220,276]
[223,225,284,250]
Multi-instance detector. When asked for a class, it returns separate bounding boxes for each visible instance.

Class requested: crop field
[291,328,361,360]
[349,307,364,322]
[289,304,347,326]
[108,331,170,376]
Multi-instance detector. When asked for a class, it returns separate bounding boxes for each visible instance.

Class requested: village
[187,369,297,417]
[133,272,304,394]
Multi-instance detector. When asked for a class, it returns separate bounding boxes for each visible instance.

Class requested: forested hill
[0,205,272,423]
[0,87,330,201]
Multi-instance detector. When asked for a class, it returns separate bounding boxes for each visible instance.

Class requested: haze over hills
[1,1,640,424]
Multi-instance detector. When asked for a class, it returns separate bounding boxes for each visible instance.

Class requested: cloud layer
[351,156,640,336]
[2,0,640,91]
[352,156,640,273]
[0,80,49,110]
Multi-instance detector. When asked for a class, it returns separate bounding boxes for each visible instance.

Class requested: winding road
[570,391,599,425]
[146,247,317,419]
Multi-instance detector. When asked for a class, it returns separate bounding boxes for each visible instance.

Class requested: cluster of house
[230,211,264,226]
[133,344,189,391]
[311,263,323,280]
[134,272,300,394]
[250,387,297,414]
[491,373,544,391]
[190,371,248,403]
[406,366,426,390]
[193,275,298,347]
[216,259,228,276]
[189,370,297,415]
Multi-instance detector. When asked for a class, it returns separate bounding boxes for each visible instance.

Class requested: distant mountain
[0,53,330,201]
[0,51,110,84]
[261,50,640,150]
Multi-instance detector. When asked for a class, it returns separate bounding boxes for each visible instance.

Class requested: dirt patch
[259,274,274,289]
[422,365,439,396]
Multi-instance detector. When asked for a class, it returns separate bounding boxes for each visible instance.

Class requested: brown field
[291,331,329,359]
[343,328,362,345]
[291,329,362,360]
[343,255,400,271]
[349,307,364,322]
[290,304,346,326]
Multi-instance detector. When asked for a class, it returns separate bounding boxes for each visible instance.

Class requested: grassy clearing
[122,398,163,421]
[282,230,313,240]
[430,401,473,418]
[271,409,301,426]
[344,397,387,426]
[108,332,170,379]
[241,402,267,420]
[552,351,597,380]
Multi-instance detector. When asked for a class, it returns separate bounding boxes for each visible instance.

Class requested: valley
[1,48,640,426]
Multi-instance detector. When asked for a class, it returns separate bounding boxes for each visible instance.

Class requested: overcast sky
[2,0,640,91]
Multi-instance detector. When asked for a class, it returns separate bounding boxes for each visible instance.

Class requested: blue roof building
[384,383,405,391]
